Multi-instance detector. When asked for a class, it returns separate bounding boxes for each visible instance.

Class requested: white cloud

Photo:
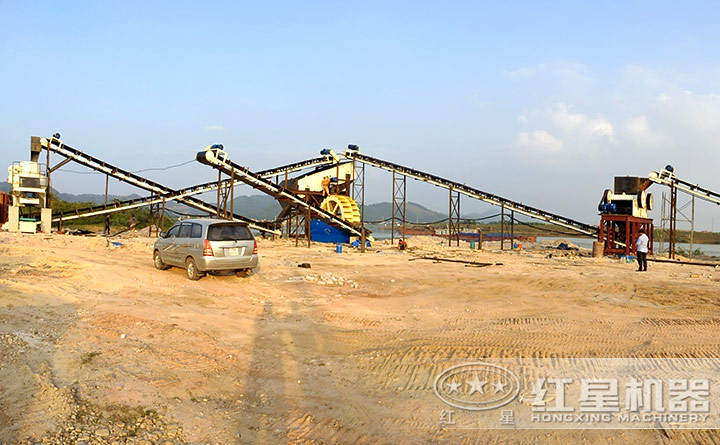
[204,124,225,131]
[662,90,720,134]
[505,61,593,83]
[549,104,615,140]
[506,66,539,78]
[503,63,720,229]
[516,130,563,152]
[625,115,665,147]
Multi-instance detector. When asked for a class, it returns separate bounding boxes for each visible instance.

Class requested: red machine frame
[0,192,9,225]
[599,215,653,256]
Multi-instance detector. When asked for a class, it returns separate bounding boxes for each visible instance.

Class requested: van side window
[190,223,203,238]
[178,223,192,238]
[166,225,180,238]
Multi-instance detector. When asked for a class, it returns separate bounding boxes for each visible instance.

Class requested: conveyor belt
[649,170,720,206]
[344,150,598,236]
[256,156,334,178]
[50,155,335,224]
[52,179,229,223]
[40,136,278,234]
[196,146,367,238]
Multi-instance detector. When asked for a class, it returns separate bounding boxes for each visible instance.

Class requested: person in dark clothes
[104,214,110,235]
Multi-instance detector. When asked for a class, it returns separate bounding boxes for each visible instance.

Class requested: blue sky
[2,1,720,229]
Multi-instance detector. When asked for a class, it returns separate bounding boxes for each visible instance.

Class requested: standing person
[104,214,110,235]
[635,228,649,272]
[129,214,137,236]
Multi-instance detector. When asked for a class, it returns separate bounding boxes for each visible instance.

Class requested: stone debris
[22,402,187,445]
[286,272,358,287]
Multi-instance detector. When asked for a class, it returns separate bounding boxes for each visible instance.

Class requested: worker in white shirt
[635,228,649,272]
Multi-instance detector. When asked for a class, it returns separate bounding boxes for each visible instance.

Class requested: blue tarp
[310,220,350,244]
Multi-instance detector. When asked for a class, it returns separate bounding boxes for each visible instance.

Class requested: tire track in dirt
[285,411,378,444]
[640,317,720,326]
[320,311,383,327]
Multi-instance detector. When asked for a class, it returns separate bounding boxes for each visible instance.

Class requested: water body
[536,236,720,258]
[370,229,720,257]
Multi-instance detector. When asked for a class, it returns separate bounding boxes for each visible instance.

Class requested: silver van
[153,218,259,280]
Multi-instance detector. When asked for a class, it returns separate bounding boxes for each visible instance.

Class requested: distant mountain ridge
[1,182,519,223]
[362,202,444,223]
[0,181,141,204]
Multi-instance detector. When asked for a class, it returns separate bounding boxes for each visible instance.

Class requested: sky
[2,1,720,230]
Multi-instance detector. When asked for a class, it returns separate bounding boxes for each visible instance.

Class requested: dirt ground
[1,231,719,444]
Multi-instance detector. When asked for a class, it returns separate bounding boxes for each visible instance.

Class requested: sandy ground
[0,232,719,444]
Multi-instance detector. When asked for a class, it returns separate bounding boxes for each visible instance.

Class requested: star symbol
[494,380,507,393]
[466,374,487,395]
[446,379,461,394]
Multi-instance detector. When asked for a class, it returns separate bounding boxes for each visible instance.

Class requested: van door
[176,223,193,263]
[159,224,182,266]
[187,222,204,257]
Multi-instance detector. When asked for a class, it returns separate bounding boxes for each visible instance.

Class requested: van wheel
[186,257,203,280]
[154,250,170,270]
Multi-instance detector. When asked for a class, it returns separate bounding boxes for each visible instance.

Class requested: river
[536,236,720,258]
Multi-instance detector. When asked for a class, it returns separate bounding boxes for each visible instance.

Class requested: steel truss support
[353,161,366,252]
[501,205,505,250]
[289,198,312,248]
[669,184,677,259]
[510,210,515,249]
[216,170,235,220]
[353,161,365,216]
[148,193,156,237]
[391,170,406,244]
[660,186,695,260]
[448,188,460,247]
[147,194,166,237]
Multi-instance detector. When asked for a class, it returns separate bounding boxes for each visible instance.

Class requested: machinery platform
[598,214,653,256]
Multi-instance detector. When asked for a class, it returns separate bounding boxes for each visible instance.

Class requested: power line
[134,159,195,173]
[365,213,501,225]
[55,159,195,175]
[510,215,583,237]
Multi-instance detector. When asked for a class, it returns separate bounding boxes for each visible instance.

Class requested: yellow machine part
[320,195,361,223]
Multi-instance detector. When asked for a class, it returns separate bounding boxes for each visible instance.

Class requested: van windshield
[207,224,253,241]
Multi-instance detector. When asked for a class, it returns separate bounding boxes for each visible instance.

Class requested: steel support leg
[148,197,153,236]
[669,184,677,259]
[306,197,311,248]
[448,188,460,247]
[160,199,165,233]
[689,195,695,259]
[391,171,406,244]
[500,205,505,250]
[353,161,366,252]
[510,210,515,248]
